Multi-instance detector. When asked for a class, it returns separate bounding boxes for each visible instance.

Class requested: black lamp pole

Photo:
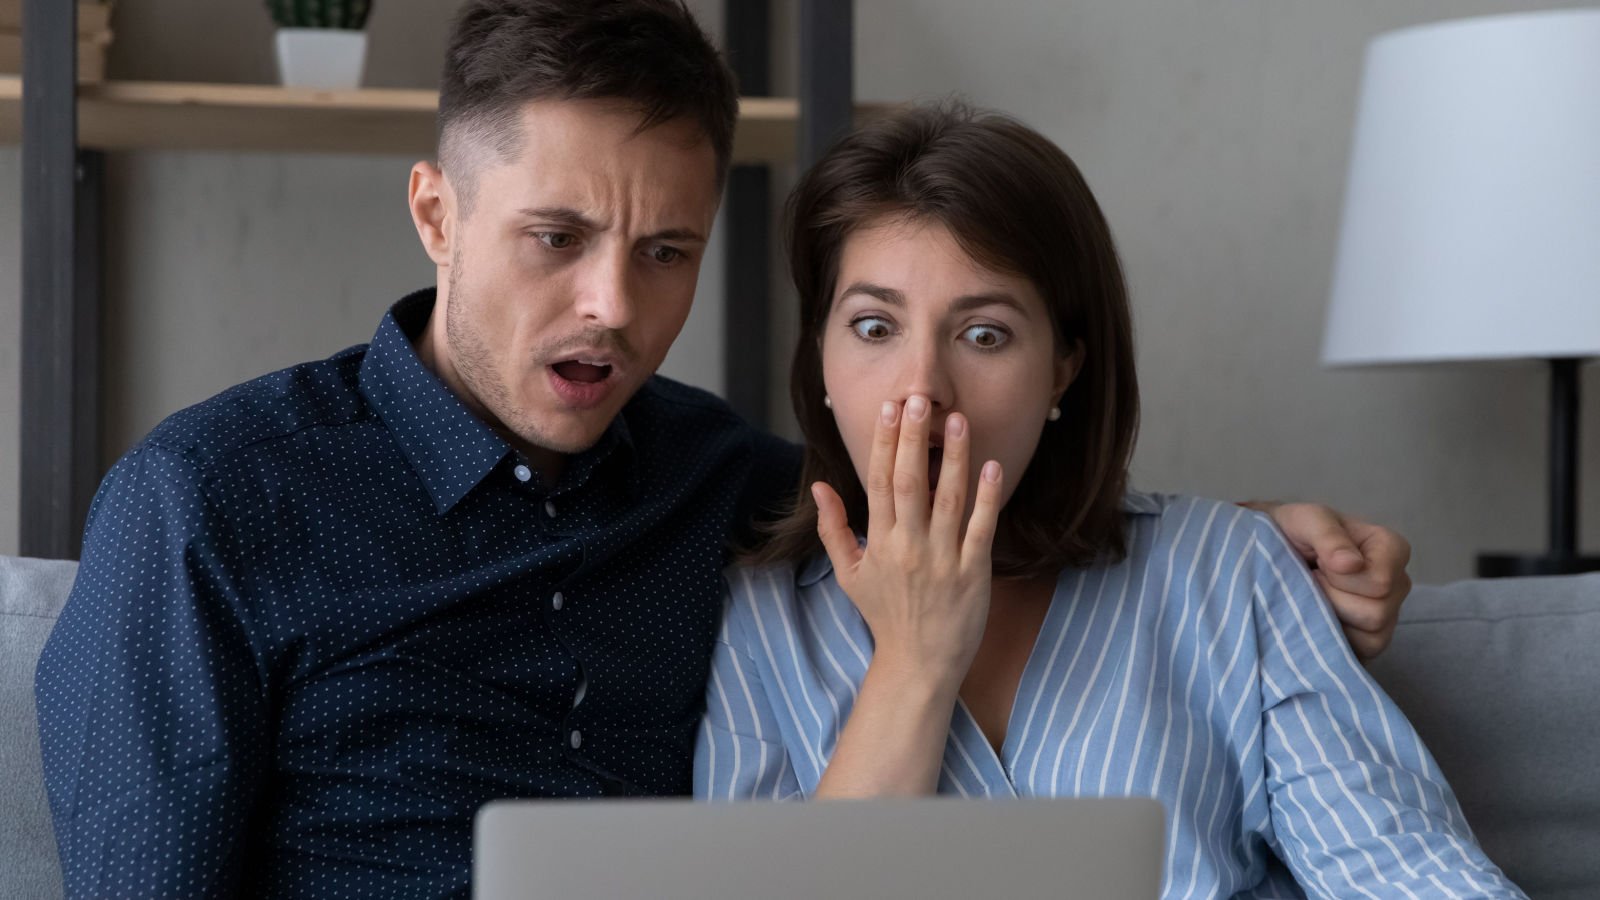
[1478,358,1600,577]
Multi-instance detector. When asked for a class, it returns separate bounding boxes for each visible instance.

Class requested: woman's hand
[810,394,1005,798]
[812,395,1004,694]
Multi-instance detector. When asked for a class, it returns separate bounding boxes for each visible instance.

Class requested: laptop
[474,796,1165,899]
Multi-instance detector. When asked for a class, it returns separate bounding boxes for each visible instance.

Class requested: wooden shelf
[0,77,809,161]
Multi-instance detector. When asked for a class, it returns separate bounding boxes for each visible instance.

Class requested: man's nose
[574,250,636,330]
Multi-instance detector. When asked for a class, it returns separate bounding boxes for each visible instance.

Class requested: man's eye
[652,246,683,264]
[537,232,576,249]
[961,324,1009,350]
[851,317,892,341]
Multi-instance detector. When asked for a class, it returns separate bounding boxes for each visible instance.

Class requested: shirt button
[544,500,558,518]
[569,729,583,750]
[551,591,564,611]
[513,464,532,483]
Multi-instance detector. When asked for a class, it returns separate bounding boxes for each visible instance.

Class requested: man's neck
[414,308,567,488]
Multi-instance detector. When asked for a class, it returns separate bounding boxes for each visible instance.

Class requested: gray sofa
[4,555,1597,898]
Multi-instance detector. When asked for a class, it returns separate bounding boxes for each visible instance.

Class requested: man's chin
[510,403,619,457]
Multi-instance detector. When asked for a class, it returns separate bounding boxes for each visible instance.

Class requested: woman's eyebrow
[837,281,1031,318]
[837,281,905,306]
[951,292,1029,317]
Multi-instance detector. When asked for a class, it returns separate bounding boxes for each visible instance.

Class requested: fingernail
[811,482,825,504]
[906,395,928,420]
[948,415,966,439]
[982,461,1000,483]
[881,401,898,425]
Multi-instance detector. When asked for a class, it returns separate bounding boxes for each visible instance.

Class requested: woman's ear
[408,161,455,268]
[1052,339,1086,407]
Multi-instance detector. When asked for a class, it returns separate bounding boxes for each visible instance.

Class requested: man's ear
[1052,339,1086,408]
[408,161,455,268]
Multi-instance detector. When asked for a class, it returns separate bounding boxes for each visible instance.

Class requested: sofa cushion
[1,555,77,900]
[1368,572,1600,900]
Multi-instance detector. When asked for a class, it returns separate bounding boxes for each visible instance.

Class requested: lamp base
[1476,553,1600,578]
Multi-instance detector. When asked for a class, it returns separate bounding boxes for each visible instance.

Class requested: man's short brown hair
[438,0,739,212]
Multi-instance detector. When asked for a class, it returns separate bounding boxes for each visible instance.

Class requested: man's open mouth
[551,360,613,384]
[546,355,622,410]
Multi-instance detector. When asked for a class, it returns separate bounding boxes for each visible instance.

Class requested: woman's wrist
[865,646,966,704]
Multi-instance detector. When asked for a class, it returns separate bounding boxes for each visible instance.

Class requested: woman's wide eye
[852,317,892,341]
[962,324,1009,349]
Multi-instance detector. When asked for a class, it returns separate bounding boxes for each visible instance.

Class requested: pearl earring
[1047,407,1061,422]
[823,395,833,409]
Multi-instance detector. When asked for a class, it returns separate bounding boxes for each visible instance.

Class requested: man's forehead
[466,104,718,222]
[511,97,712,159]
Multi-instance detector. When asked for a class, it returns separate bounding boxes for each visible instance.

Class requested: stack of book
[0,1,115,84]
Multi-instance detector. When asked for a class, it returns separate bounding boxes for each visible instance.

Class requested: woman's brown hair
[750,101,1141,578]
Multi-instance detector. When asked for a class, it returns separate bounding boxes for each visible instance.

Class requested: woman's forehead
[834,218,1042,313]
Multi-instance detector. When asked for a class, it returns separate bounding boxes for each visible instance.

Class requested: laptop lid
[475,796,1164,899]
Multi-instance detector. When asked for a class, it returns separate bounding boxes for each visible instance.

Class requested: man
[35,1,1410,897]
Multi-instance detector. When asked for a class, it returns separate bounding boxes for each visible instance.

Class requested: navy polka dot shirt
[34,289,800,898]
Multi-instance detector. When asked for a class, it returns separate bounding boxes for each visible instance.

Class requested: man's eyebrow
[517,207,599,230]
[645,227,708,245]
[516,208,706,244]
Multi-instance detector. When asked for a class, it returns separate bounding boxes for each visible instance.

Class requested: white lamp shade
[1323,9,1600,366]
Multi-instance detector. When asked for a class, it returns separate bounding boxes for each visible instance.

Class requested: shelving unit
[14,0,856,559]
[0,76,811,160]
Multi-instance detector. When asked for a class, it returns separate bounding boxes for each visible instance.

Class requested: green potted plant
[266,0,372,90]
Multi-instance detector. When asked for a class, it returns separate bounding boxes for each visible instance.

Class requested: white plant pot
[275,28,368,90]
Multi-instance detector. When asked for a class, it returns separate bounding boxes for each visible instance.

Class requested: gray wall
[4,0,1597,584]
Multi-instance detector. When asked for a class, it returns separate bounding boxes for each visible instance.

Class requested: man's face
[424,99,720,469]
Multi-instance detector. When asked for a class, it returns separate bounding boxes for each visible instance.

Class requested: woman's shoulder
[1123,490,1275,540]
[723,558,808,597]
[720,555,822,622]
[1117,490,1291,583]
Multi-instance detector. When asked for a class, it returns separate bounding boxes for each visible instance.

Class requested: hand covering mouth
[551,359,614,384]
[926,428,946,492]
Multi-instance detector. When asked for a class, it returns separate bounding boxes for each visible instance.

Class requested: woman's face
[821,216,1081,525]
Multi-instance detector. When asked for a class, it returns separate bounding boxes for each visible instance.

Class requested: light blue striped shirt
[694,492,1524,899]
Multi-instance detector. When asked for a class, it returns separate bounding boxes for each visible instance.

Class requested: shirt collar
[358,288,638,514]
[358,289,510,514]
[794,489,1162,587]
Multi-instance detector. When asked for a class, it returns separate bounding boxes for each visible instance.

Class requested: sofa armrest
[1,555,78,900]
[1367,573,1600,899]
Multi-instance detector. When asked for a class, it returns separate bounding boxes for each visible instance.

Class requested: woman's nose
[899,342,954,411]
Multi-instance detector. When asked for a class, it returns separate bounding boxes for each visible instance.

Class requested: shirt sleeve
[693,578,803,802]
[1249,517,1527,899]
[34,446,269,899]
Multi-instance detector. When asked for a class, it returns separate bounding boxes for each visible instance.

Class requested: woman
[693,103,1522,898]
